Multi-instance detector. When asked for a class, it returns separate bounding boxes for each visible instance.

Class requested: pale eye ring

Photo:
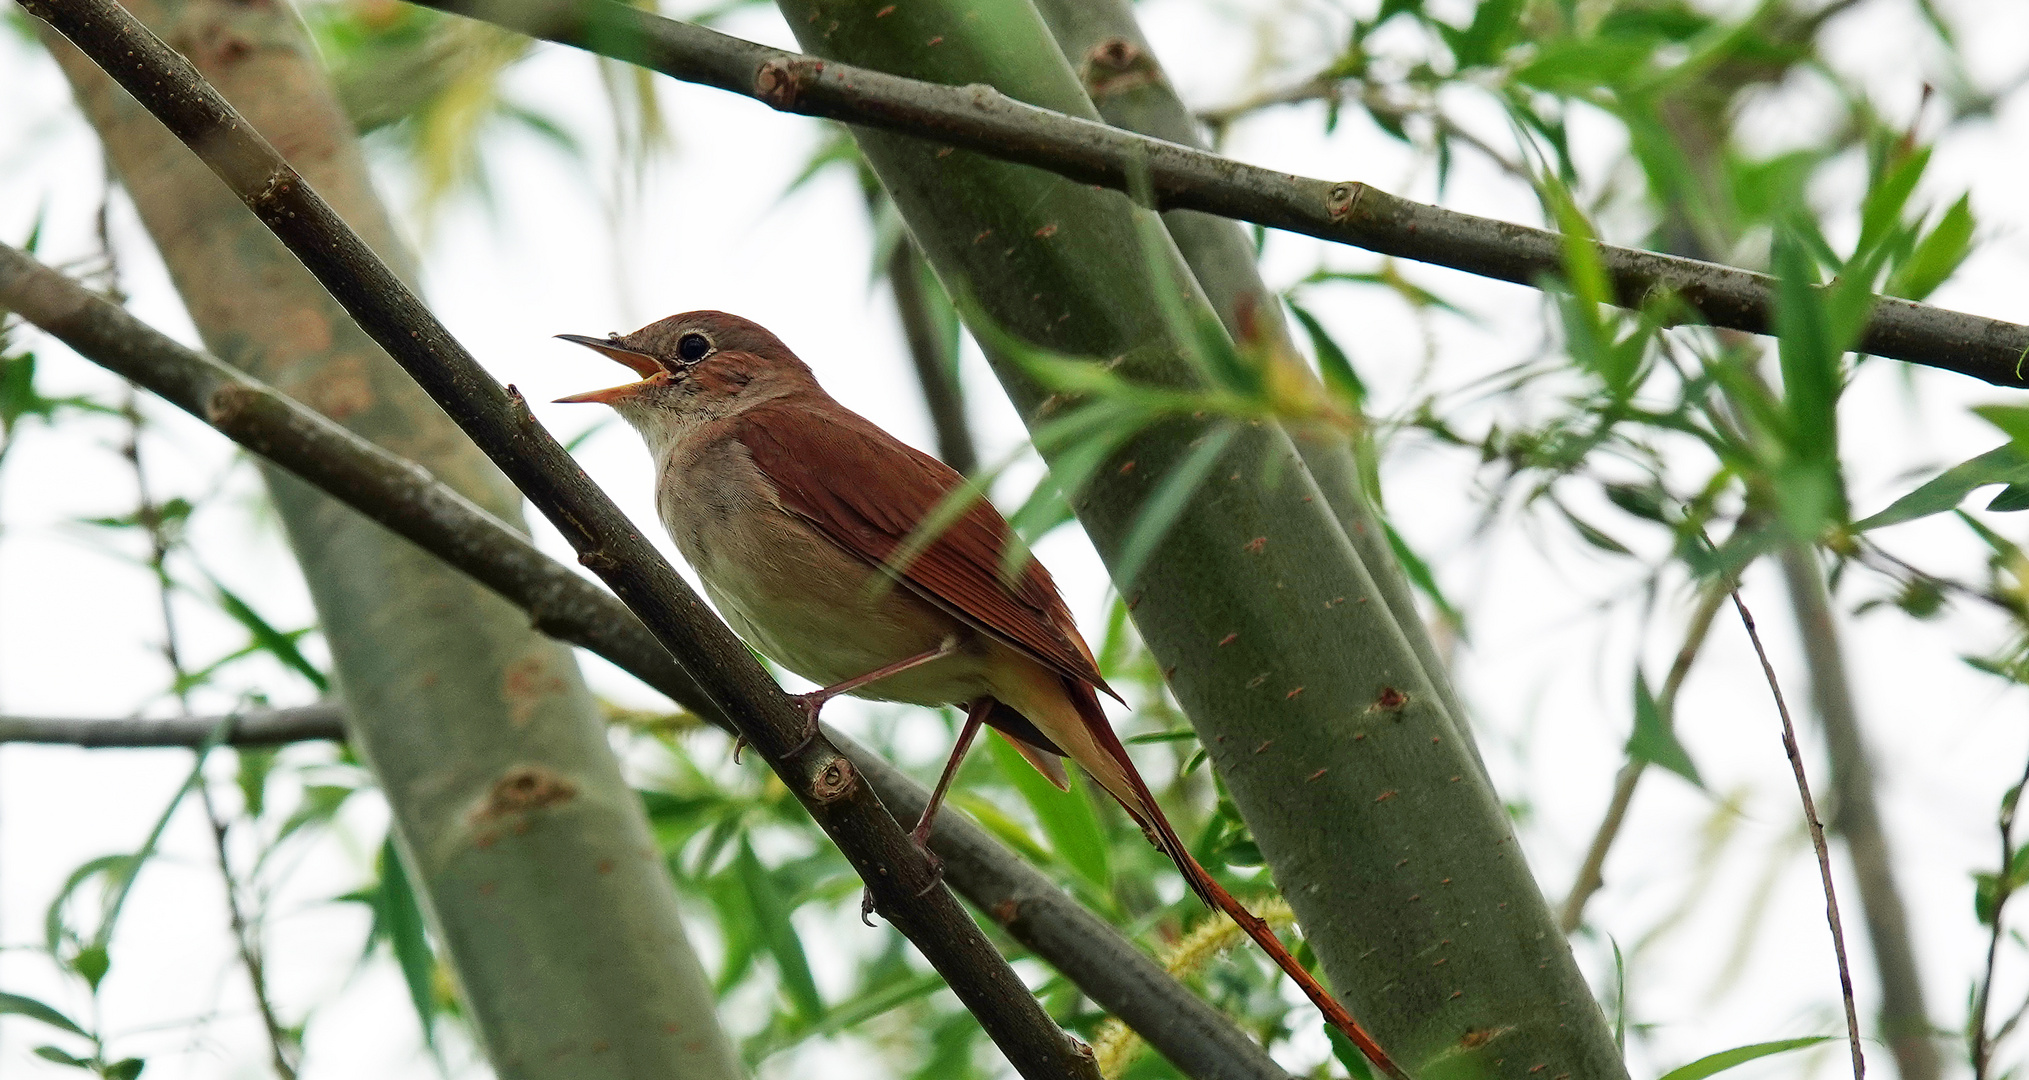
[676,332,712,363]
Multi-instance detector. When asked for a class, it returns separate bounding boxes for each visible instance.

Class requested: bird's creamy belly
[656,444,987,706]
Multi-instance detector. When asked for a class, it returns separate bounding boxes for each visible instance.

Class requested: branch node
[755,58,802,110]
[811,755,858,803]
[1326,182,1362,221]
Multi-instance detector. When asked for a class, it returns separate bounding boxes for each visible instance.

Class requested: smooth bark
[1030,0,1485,779]
[764,0,1627,1074]
[18,5,1107,1071]
[31,2,740,1073]
[0,236,1295,1080]
[406,0,2029,389]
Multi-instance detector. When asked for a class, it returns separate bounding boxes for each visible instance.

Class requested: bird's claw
[786,691,828,755]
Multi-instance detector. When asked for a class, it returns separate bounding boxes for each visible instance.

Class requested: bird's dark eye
[676,332,712,363]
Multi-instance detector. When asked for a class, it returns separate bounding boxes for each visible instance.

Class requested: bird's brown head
[555,310,815,413]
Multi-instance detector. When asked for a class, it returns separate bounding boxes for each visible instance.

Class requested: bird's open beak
[553,333,662,404]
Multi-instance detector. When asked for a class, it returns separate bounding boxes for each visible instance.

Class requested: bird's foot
[909,827,946,897]
[786,690,831,756]
[731,734,746,764]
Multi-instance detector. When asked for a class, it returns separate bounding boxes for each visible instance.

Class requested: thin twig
[196,784,299,1080]
[120,391,301,1079]
[1971,748,2029,1080]
[0,708,347,747]
[1730,587,1864,1080]
[0,241,1289,1080]
[8,7,1102,1068]
[387,0,2029,388]
[1561,581,1730,933]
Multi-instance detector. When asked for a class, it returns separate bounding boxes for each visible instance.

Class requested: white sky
[3,0,2029,1077]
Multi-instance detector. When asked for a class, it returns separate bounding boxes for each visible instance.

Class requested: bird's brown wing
[730,396,1118,701]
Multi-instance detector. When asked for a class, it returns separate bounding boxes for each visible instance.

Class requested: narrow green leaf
[106,1058,146,1080]
[1555,500,1634,555]
[988,735,1109,890]
[1655,1036,1834,1080]
[33,1045,92,1068]
[211,583,330,692]
[1287,299,1366,408]
[0,990,88,1037]
[1626,672,1703,788]
[1115,425,1239,588]
[1384,521,1464,630]
[70,945,109,992]
[1989,484,2029,512]
[1889,193,1975,300]
[1855,444,2029,530]
[768,971,948,1052]
[377,835,439,1049]
[735,839,823,1022]
[947,793,1054,865]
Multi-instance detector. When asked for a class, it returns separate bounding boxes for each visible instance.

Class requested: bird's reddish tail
[1064,678,1411,1080]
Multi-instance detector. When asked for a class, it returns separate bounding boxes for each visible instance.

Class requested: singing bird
[557,311,1400,1078]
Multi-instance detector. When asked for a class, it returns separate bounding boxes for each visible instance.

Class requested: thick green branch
[15,5,1094,1075]
[408,0,2028,388]
[0,235,1285,1080]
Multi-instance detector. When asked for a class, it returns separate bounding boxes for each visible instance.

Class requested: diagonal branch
[0,241,1292,1080]
[402,0,2029,388]
[1731,588,1865,1080]
[13,4,1094,1075]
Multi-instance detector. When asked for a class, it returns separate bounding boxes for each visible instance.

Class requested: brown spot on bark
[472,765,578,827]
[927,35,943,45]
[1285,687,1305,699]
[991,898,1020,924]
[304,353,373,421]
[1080,37,1161,97]
[973,229,993,243]
[1253,740,1274,754]
[1375,789,1398,802]
[1118,459,1136,475]
[1246,673,1267,688]
[1306,768,1327,782]
[1034,223,1058,238]
[478,881,497,896]
[874,3,894,13]
[597,858,615,874]
[1217,632,1237,646]
[503,654,568,726]
[936,147,954,157]
[1370,686,1408,712]
[1242,536,1267,553]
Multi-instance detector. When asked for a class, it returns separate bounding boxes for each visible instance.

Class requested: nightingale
[557,311,1401,1078]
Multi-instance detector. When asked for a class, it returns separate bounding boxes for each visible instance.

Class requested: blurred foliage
[9,0,2029,1075]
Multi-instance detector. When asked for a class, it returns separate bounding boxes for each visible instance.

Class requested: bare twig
[16,3,1096,1074]
[0,708,347,747]
[196,784,299,1079]
[1779,546,1939,1080]
[118,389,301,1079]
[1730,587,1864,1080]
[1561,581,1730,933]
[389,0,2029,388]
[1971,749,2029,1080]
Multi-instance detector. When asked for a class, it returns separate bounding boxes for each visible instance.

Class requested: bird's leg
[910,699,989,889]
[864,698,989,922]
[788,635,960,753]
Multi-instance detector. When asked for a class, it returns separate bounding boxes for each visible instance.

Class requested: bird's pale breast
[655,432,990,705]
